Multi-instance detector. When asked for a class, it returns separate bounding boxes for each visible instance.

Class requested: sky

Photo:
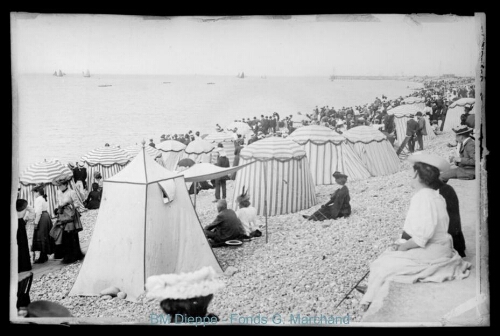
[10,13,480,77]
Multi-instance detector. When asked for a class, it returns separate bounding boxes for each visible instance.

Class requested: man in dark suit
[73,162,88,191]
[204,200,246,245]
[415,112,427,151]
[213,145,230,202]
[440,126,475,182]
[396,114,419,156]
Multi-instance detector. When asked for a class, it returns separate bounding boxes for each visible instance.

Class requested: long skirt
[18,218,32,272]
[360,238,472,305]
[31,211,54,256]
[59,230,83,263]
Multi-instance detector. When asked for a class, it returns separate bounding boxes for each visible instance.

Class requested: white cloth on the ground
[235,206,261,236]
[360,188,472,305]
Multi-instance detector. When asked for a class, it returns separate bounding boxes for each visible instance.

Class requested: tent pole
[263,161,268,243]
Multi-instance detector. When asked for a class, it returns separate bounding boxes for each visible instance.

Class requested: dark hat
[332,171,348,179]
[416,112,423,116]
[217,142,224,148]
[16,199,28,212]
[26,300,73,317]
[453,125,473,135]
[236,186,250,203]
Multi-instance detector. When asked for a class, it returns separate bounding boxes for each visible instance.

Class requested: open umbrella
[184,139,215,163]
[123,144,162,160]
[19,159,75,217]
[177,158,196,168]
[225,122,253,136]
[81,145,130,188]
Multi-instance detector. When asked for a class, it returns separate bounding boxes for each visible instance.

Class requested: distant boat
[83,69,91,77]
[98,84,112,87]
[54,69,64,77]
[207,82,215,85]
[162,82,171,84]
[237,72,245,79]
[53,71,57,76]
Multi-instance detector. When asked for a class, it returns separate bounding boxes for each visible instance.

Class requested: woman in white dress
[359,154,471,311]
[235,188,262,238]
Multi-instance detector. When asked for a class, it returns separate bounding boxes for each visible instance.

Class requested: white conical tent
[80,146,131,188]
[156,140,187,171]
[232,137,317,217]
[443,98,475,132]
[69,147,223,302]
[124,144,166,168]
[287,125,371,184]
[204,132,236,166]
[388,105,436,145]
[342,126,401,176]
[184,139,215,164]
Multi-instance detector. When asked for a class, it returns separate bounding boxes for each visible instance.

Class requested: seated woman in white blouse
[358,153,472,311]
[235,188,262,238]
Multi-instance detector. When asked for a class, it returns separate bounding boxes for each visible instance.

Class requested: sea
[13,73,422,174]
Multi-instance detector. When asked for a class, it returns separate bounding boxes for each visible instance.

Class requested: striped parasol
[19,159,73,185]
[288,125,371,184]
[184,139,215,164]
[81,146,130,166]
[123,144,163,160]
[204,132,236,166]
[203,132,234,143]
[81,146,131,188]
[156,140,186,152]
[240,136,307,161]
[342,126,400,176]
[19,159,75,217]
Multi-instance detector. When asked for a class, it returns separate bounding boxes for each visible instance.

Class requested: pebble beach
[24,131,457,324]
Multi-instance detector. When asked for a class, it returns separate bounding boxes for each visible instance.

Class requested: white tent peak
[107,146,178,184]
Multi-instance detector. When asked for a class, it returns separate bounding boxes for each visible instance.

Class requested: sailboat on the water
[237,72,245,79]
[83,69,91,77]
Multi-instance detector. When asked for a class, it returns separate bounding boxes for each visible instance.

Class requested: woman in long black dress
[16,199,32,272]
[302,171,351,221]
[85,183,102,210]
[31,185,54,263]
[54,179,84,264]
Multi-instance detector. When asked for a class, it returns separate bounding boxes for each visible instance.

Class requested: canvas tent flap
[240,137,307,161]
[287,125,345,145]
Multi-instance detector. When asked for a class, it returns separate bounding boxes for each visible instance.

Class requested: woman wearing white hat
[358,153,471,311]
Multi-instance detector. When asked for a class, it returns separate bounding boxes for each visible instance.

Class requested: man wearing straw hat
[440,125,475,182]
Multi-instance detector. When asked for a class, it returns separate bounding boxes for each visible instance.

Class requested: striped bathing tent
[287,125,371,184]
[204,132,236,166]
[18,160,76,217]
[232,137,317,217]
[184,139,215,164]
[443,98,475,132]
[402,96,426,109]
[342,126,400,176]
[81,146,131,188]
[123,144,166,168]
[156,140,187,171]
[388,104,436,145]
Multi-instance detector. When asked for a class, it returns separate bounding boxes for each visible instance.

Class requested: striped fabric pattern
[20,160,73,185]
[443,99,475,132]
[232,156,317,217]
[124,144,163,159]
[389,105,436,143]
[288,125,370,184]
[342,126,400,176]
[81,146,130,166]
[86,163,127,191]
[184,139,215,154]
[209,141,236,167]
[18,180,78,218]
[341,126,386,143]
[240,137,307,161]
